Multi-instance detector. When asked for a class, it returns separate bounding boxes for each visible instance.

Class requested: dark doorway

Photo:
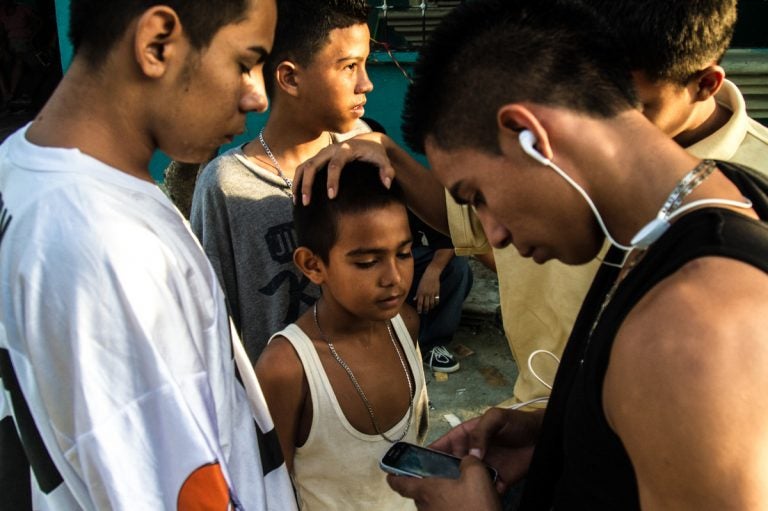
[0,0,62,140]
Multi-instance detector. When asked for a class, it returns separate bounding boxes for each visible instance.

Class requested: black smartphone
[379,441,498,482]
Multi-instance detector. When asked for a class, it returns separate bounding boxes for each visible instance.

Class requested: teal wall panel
[53,0,71,70]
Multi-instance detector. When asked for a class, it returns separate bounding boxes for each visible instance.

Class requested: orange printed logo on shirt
[178,463,230,510]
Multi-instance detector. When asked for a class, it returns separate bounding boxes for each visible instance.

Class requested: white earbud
[518,129,551,166]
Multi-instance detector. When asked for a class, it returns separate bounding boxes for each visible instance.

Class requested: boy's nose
[381,260,403,286]
[476,208,512,249]
[240,72,269,113]
[356,67,373,95]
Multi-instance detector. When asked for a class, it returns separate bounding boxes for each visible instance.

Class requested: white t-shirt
[0,125,297,510]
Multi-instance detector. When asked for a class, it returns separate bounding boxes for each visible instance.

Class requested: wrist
[424,264,444,278]
[386,137,413,170]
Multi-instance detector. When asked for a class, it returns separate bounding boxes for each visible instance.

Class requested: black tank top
[520,162,768,510]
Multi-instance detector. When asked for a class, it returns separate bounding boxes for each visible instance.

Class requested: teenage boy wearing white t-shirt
[0,0,297,509]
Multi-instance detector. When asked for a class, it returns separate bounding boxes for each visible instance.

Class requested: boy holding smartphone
[256,162,428,510]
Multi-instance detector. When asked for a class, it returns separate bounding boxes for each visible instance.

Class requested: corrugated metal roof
[723,49,768,122]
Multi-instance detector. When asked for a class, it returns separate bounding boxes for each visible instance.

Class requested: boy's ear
[276,61,300,97]
[294,247,325,284]
[692,65,725,102]
[134,6,184,79]
[496,103,553,163]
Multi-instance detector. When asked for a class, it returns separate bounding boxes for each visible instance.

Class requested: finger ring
[435,295,440,302]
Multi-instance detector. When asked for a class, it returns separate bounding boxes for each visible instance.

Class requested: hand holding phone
[380,441,498,482]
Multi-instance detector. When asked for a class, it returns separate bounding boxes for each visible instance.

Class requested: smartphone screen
[380,442,497,481]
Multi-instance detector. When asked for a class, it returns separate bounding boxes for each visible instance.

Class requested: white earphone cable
[502,349,560,410]
[666,197,752,221]
[544,159,634,251]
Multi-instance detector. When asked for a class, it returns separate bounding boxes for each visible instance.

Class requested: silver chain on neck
[658,159,716,217]
[313,302,414,443]
[580,159,717,364]
[258,128,293,199]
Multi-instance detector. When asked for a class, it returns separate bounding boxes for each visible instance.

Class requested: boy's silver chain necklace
[258,128,293,198]
[580,159,717,364]
[257,129,334,199]
[313,302,414,443]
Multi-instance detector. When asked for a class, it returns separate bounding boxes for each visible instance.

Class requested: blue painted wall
[52,0,421,182]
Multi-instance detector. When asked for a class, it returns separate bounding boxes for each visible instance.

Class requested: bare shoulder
[608,256,768,401]
[255,335,305,389]
[398,302,420,346]
[254,334,310,470]
[604,257,768,506]
[613,256,768,367]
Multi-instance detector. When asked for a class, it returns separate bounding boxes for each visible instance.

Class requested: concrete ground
[424,259,518,444]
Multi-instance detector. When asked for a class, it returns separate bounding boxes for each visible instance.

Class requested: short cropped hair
[582,0,737,84]
[266,0,369,95]
[69,0,251,69]
[401,0,637,155]
[293,162,406,264]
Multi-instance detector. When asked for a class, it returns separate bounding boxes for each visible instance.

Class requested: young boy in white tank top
[256,162,429,510]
